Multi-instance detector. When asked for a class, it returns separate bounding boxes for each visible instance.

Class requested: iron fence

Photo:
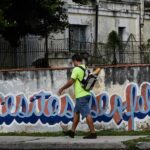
[0,38,150,69]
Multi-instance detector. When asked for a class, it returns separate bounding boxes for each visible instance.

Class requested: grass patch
[123,136,150,150]
[1,130,150,137]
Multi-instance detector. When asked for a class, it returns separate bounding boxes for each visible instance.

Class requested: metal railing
[0,38,150,69]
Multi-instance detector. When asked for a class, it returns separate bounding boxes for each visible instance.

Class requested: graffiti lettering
[0,82,150,130]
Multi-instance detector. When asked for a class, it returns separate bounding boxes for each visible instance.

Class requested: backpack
[77,66,97,91]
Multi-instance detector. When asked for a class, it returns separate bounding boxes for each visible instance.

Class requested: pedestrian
[58,54,101,139]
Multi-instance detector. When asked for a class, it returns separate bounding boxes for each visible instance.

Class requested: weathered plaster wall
[144,19,150,41]
[65,0,141,43]
[0,66,150,132]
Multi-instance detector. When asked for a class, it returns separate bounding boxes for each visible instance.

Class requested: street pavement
[0,136,147,150]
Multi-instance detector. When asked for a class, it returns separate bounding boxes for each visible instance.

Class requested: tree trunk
[113,48,117,65]
[45,27,49,67]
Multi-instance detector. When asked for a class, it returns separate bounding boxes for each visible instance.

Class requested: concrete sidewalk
[0,136,147,150]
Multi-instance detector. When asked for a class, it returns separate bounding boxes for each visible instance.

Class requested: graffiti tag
[0,82,150,130]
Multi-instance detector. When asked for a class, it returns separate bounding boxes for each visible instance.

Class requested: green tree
[0,10,4,29]
[0,2,8,32]
[0,0,68,47]
[107,30,121,64]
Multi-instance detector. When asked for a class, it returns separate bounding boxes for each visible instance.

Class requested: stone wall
[0,65,150,132]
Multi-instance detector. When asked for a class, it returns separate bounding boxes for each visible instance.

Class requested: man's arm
[58,79,75,95]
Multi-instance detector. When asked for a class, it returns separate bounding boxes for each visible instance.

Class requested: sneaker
[63,130,75,138]
[83,132,97,139]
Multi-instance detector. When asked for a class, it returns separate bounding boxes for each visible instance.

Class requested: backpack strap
[77,66,86,82]
[77,66,86,72]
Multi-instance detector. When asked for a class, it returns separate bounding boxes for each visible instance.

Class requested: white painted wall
[144,18,150,41]
[0,66,150,132]
[60,0,150,43]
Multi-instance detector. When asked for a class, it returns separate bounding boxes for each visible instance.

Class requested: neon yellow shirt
[71,64,90,99]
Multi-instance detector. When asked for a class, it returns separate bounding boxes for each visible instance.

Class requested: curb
[136,142,150,150]
[0,143,127,150]
[0,136,144,150]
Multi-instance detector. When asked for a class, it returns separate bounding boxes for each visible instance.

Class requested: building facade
[58,0,150,43]
[1,0,150,68]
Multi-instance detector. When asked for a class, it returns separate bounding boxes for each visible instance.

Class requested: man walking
[58,54,100,139]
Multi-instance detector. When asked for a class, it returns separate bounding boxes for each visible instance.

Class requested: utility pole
[140,0,144,46]
[140,0,144,63]
[95,0,99,48]
[93,0,99,64]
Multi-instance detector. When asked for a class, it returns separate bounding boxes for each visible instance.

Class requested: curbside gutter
[136,142,150,150]
[0,136,146,150]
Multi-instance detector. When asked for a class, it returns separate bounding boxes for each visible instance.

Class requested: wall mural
[0,82,150,131]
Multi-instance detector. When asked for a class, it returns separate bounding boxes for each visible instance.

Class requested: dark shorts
[74,95,91,118]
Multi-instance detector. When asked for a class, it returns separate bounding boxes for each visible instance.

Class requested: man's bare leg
[63,112,80,138]
[86,114,95,133]
[83,114,97,139]
[72,112,80,132]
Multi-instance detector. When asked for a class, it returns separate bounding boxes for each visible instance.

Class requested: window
[69,25,86,51]
[118,27,126,42]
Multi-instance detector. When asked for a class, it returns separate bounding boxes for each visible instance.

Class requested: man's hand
[58,79,75,96]
[92,67,101,75]
[58,88,64,95]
